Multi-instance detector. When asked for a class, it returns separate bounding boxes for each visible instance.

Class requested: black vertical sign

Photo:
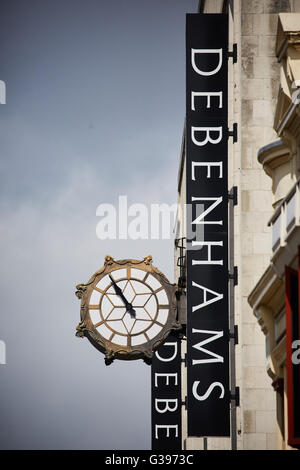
[151,335,182,450]
[186,14,230,436]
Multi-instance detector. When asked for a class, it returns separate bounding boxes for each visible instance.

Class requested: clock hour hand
[109,275,136,318]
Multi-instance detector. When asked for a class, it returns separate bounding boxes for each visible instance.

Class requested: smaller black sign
[151,335,182,450]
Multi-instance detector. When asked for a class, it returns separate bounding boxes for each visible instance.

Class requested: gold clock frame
[75,255,181,365]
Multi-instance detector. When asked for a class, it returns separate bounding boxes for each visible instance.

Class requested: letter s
[192,380,225,401]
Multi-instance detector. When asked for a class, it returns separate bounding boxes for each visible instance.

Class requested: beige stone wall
[237,0,300,451]
[238,0,276,451]
[232,0,300,451]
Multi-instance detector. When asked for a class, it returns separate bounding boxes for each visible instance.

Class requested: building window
[275,309,286,344]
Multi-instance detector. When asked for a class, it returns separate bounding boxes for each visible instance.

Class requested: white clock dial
[88,268,170,347]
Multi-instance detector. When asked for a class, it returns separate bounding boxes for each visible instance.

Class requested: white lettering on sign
[155,399,178,414]
[191,196,223,225]
[155,425,178,439]
[155,342,177,362]
[192,381,225,401]
[191,281,223,312]
[154,373,178,387]
[191,91,223,110]
[192,241,223,265]
[192,161,223,180]
[152,337,181,446]
[192,329,224,365]
[191,126,223,146]
[191,48,223,76]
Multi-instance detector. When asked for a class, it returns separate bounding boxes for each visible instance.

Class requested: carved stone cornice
[258,140,289,177]
[274,14,300,142]
[248,264,285,378]
[276,14,300,61]
[258,139,294,208]
[248,264,283,314]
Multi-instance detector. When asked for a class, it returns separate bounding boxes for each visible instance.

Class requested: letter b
[155,398,178,413]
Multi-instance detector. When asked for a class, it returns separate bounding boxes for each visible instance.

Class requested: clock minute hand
[109,275,128,305]
[109,275,136,318]
[109,274,125,299]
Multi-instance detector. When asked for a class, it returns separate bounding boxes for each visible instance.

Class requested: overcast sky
[0,0,197,449]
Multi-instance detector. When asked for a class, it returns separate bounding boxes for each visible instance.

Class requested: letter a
[192,281,223,312]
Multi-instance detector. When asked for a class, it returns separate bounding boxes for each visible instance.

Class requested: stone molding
[258,139,292,208]
[274,14,300,142]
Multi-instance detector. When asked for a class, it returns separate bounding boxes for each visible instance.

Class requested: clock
[75,255,181,365]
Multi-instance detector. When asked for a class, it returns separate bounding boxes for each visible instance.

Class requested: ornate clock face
[75,255,180,364]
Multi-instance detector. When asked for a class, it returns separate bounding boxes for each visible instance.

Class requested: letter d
[191,49,223,76]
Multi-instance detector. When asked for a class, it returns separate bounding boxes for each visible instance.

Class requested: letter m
[192,329,224,365]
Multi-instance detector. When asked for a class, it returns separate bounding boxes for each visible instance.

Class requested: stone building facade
[248,12,300,450]
[174,0,300,450]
